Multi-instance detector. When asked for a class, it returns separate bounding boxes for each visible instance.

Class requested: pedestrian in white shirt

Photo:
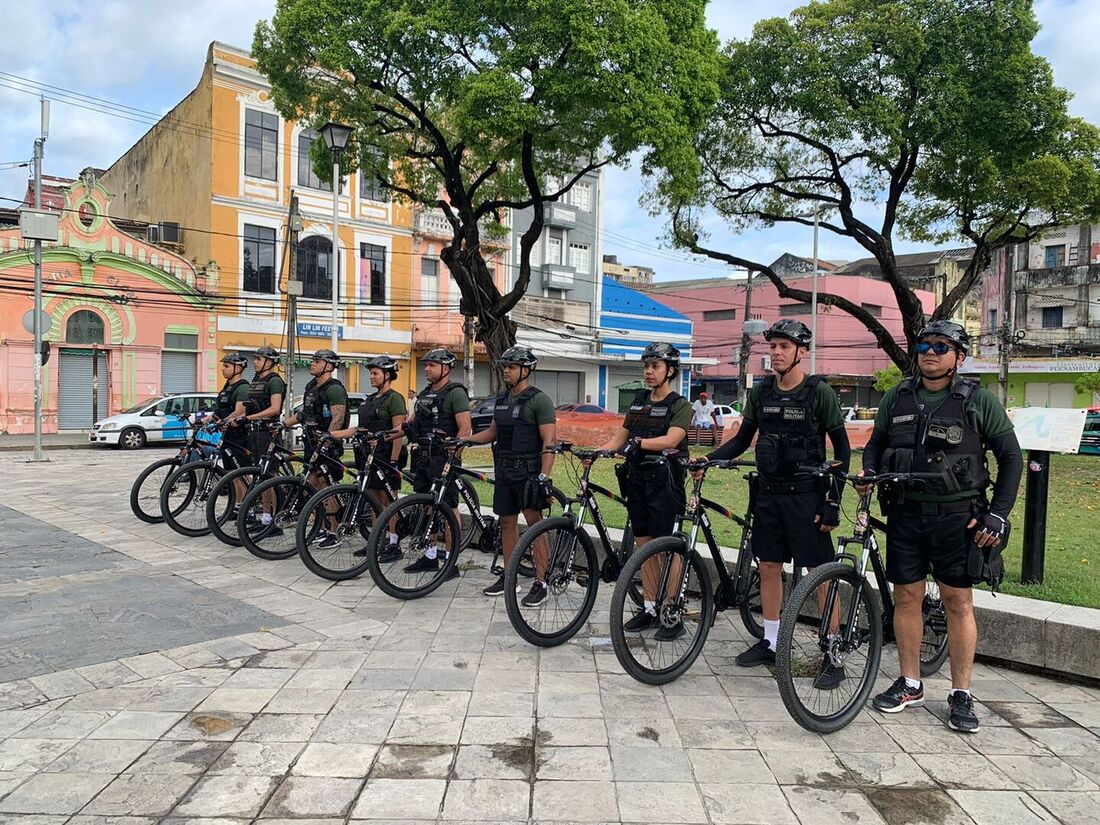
[691,392,718,429]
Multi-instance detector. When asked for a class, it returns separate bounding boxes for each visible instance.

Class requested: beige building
[602,255,655,288]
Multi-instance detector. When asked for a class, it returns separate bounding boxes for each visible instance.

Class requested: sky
[1,0,1096,283]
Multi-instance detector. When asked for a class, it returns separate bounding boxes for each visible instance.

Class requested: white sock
[763,620,779,650]
[387,531,398,546]
[905,677,922,690]
[643,600,656,615]
[260,513,272,525]
[950,687,970,697]
[426,544,438,560]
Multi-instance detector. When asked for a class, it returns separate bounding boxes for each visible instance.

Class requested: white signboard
[1007,407,1087,454]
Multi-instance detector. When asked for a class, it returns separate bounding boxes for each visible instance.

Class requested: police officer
[596,343,692,640]
[399,348,473,573]
[705,319,850,682]
[332,355,407,558]
[861,321,1022,733]
[463,346,557,602]
[241,345,286,456]
[214,353,252,500]
[281,349,349,548]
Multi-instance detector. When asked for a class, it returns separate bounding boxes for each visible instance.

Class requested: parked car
[1081,408,1100,456]
[712,404,741,429]
[555,403,611,415]
[470,396,496,433]
[90,393,218,449]
[288,393,369,445]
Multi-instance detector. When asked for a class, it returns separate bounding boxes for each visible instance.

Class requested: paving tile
[263,688,342,715]
[293,743,377,777]
[88,711,183,740]
[664,694,737,720]
[782,786,886,825]
[239,713,326,742]
[881,723,979,754]
[458,716,533,746]
[699,782,798,825]
[442,778,530,820]
[536,717,608,747]
[0,771,114,814]
[983,702,1076,728]
[43,738,150,774]
[0,738,75,772]
[262,776,363,817]
[531,779,618,822]
[987,755,1098,792]
[535,746,613,781]
[674,718,755,749]
[207,741,304,775]
[172,773,278,817]
[124,740,228,774]
[312,712,394,744]
[0,709,47,739]
[535,692,603,718]
[687,748,773,784]
[1022,726,1100,757]
[762,749,855,787]
[610,746,693,782]
[400,690,472,717]
[350,778,447,819]
[468,691,535,718]
[371,744,455,779]
[864,788,975,825]
[452,744,533,780]
[11,710,114,740]
[947,790,1052,823]
[616,780,708,823]
[82,773,196,816]
[835,752,936,788]
[194,688,278,714]
[162,711,252,742]
[1027,791,1100,825]
[605,718,681,749]
[966,726,1052,757]
[911,753,1018,790]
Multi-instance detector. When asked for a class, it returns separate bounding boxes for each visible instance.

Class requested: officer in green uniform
[862,321,1022,733]
[463,346,557,603]
[332,355,407,559]
[281,349,349,548]
[596,342,692,640]
[242,345,286,456]
[705,320,850,683]
[214,353,252,502]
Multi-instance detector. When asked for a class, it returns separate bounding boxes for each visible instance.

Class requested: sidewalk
[0,432,97,452]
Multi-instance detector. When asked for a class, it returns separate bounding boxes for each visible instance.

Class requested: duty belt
[759,477,821,495]
[897,498,975,515]
[497,454,537,470]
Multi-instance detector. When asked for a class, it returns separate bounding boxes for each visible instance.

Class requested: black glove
[817,499,840,528]
[975,511,1009,547]
[621,437,641,460]
[537,476,555,503]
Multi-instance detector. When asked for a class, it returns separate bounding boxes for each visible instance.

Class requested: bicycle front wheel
[297,484,382,580]
[160,461,224,537]
[130,456,182,523]
[237,476,311,561]
[503,516,599,648]
[775,562,883,734]
[920,579,949,677]
[206,465,260,547]
[609,536,714,685]
[366,494,462,600]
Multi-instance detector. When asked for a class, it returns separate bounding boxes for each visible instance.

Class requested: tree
[1075,371,1100,399]
[655,0,1100,372]
[255,0,718,363]
[873,364,904,394]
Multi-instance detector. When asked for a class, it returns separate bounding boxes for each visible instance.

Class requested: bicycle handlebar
[796,463,946,485]
[688,458,756,472]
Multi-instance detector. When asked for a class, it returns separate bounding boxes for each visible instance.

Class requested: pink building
[650,271,936,407]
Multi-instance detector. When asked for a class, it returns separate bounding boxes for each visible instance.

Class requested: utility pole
[997,246,1014,405]
[463,315,476,391]
[285,194,302,421]
[810,210,820,375]
[31,98,50,462]
[737,272,755,410]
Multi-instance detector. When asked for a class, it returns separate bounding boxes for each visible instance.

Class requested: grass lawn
[461,446,1100,609]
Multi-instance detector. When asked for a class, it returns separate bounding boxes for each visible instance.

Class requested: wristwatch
[537,473,549,481]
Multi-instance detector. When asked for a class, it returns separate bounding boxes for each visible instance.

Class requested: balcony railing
[413,207,510,247]
[513,295,591,329]
[1020,326,1100,347]
[1016,263,1100,288]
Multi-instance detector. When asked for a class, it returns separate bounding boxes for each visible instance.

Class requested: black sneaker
[483,575,518,597]
[654,621,685,642]
[735,640,776,668]
[521,581,548,608]
[443,564,460,581]
[375,543,402,564]
[314,530,340,550]
[813,657,846,691]
[947,691,980,733]
[404,555,439,573]
[872,677,925,713]
[623,610,657,632]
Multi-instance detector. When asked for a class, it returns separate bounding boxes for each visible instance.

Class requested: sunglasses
[916,342,954,355]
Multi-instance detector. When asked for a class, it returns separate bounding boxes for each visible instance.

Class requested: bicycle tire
[160,461,225,538]
[453,477,481,550]
[206,466,260,547]
[920,580,950,677]
[738,565,765,640]
[617,522,645,609]
[503,516,600,647]
[237,475,311,561]
[129,456,182,523]
[775,562,883,733]
[297,484,383,580]
[610,536,714,685]
[366,493,462,600]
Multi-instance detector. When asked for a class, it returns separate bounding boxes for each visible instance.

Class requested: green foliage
[873,364,905,393]
[1075,371,1100,396]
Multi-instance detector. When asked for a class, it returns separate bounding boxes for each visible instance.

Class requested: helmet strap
[775,356,802,378]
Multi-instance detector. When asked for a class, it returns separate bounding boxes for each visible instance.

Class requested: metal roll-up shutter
[58,349,109,430]
[290,366,312,401]
[160,351,197,395]
[532,369,582,405]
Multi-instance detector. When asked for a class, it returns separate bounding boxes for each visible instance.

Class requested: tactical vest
[359,388,398,433]
[623,390,689,460]
[883,378,989,496]
[755,375,826,478]
[247,372,280,415]
[215,378,248,419]
[493,386,544,458]
[412,381,466,441]
[301,377,347,432]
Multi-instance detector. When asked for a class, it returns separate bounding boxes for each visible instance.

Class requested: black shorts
[885,506,972,588]
[249,428,272,463]
[410,447,461,508]
[752,484,834,567]
[304,440,344,482]
[493,463,539,517]
[624,463,686,539]
[366,445,405,492]
[222,432,250,470]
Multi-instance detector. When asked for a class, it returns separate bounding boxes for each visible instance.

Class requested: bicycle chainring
[599,554,620,584]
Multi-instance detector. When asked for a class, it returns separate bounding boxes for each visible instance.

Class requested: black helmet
[422,348,457,367]
[221,353,248,368]
[499,345,538,369]
[366,355,399,378]
[641,342,681,369]
[764,319,813,347]
[254,345,280,361]
[312,348,341,366]
[919,320,970,355]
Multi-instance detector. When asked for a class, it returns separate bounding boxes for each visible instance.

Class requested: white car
[90,393,218,449]
[713,404,741,429]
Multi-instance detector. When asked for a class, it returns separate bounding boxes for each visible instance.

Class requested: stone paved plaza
[0,449,1098,824]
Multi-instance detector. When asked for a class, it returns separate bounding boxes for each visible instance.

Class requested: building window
[359,146,389,202]
[164,332,198,350]
[860,302,883,318]
[568,242,590,274]
[570,182,592,212]
[1041,306,1064,329]
[65,310,104,344]
[421,257,439,305]
[296,129,330,191]
[779,301,812,316]
[703,309,737,322]
[361,243,386,306]
[244,109,278,181]
[243,224,276,294]
[1044,244,1066,268]
[548,235,562,265]
[989,308,998,330]
[298,236,333,300]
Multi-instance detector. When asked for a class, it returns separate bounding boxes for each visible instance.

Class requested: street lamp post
[810,210,820,375]
[320,122,354,356]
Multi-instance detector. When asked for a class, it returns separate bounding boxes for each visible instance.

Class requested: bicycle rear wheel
[237,476,312,561]
[775,562,883,733]
[452,477,481,550]
[503,516,599,648]
[366,494,462,600]
[130,457,182,523]
[160,461,224,537]
[609,536,714,685]
[920,579,949,677]
[297,484,382,580]
[206,466,259,547]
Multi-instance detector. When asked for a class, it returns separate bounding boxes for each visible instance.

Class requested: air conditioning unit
[159,222,182,244]
[146,224,160,244]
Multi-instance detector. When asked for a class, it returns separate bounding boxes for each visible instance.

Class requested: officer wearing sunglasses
[858,321,1023,734]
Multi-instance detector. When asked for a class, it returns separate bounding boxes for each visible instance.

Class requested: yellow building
[100,41,413,398]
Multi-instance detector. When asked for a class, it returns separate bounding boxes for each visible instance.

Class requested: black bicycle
[129,415,220,524]
[775,466,951,733]
[158,422,252,537]
[295,431,416,580]
[235,435,355,561]
[502,443,640,647]
[609,457,773,685]
[205,423,304,547]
